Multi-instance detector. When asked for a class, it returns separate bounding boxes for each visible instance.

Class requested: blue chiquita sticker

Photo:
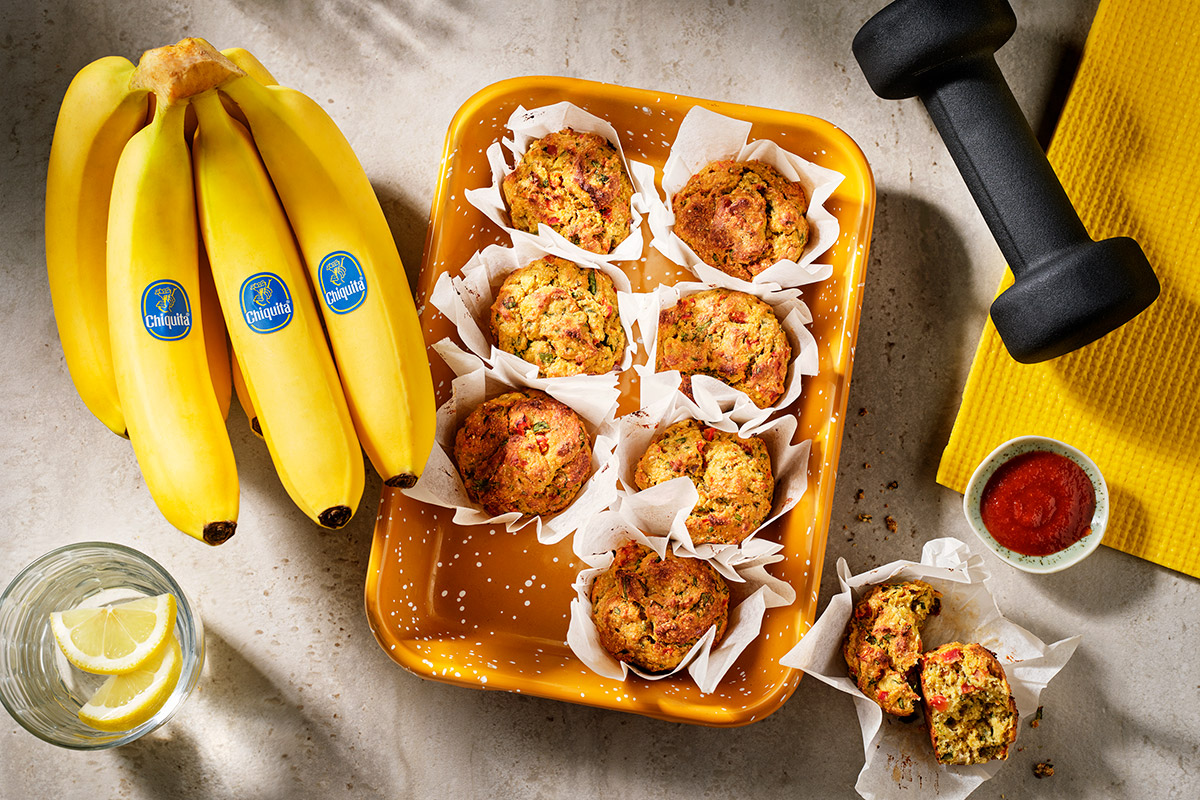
[239,272,294,333]
[317,251,368,314]
[141,279,192,341]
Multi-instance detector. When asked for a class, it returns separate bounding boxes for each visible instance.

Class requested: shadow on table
[1026,498,1159,619]
[372,181,430,297]
[822,187,981,573]
[116,628,400,799]
[987,645,1190,799]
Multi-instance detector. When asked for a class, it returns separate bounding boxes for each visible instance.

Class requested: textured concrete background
[2,0,1197,798]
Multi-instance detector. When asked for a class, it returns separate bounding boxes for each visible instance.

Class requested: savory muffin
[634,419,773,545]
[490,256,626,377]
[502,128,634,254]
[656,288,791,409]
[843,581,942,717]
[590,541,730,673]
[453,390,592,516]
[920,642,1019,765]
[672,160,810,280]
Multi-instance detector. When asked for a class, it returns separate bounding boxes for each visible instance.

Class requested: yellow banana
[106,100,238,545]
[220,47,277,85]
[45,56,150,437]
[191,88,363,529]
[222,75,435,488]
[230,349,262,437]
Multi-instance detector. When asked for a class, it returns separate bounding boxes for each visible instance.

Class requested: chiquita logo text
[318,251,368,314]
[140,279,192,341]
[238,271,294,333]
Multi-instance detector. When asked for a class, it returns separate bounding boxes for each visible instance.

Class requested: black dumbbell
[853,0,1159,363]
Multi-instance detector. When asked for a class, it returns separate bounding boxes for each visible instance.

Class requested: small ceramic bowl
[963,435,1109,574]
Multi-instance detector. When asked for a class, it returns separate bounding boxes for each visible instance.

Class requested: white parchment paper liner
[566,509,793,693]
[611,390,811,576]
[428,316,626,429]
[634,281,819,435]
[780,537,1081,800]
[648,105,845,290]
[401,348,619,545]
[464,102,657,264]
[428,238,640,398]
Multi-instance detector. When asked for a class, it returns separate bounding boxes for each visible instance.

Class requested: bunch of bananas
[45,38,435,544]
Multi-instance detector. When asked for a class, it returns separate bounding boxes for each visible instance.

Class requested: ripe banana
[45,56,150,437]
[222,75,435,488]
[106,100,238,545]
[191,88,364,529]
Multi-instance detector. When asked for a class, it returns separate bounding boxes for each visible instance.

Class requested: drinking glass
[0,541,204,749]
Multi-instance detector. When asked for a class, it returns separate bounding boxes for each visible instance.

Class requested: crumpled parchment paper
[779,537,1081,799]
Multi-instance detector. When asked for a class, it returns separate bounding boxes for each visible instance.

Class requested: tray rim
[364,74,876,726]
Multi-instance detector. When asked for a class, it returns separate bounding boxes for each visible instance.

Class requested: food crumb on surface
[887,480,898,490]
[858,407,867,416]
[885,515,897,533]
[856,513,872,522]
[854,488,864,502]
[1031,706,1044,727]
[1033,761,1055,779]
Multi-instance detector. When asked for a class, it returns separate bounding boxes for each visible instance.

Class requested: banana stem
[130,37,245,108]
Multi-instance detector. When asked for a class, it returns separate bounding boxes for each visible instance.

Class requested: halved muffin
[843,581,941,716]
[920,642,1019,765]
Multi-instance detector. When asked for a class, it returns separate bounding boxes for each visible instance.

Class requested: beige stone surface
[2,1,1196,798]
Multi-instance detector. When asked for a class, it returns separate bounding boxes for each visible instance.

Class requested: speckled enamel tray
[364,76,875,726]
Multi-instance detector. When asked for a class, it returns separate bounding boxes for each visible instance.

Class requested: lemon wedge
[49,593,177,675]
[78,635,182,732]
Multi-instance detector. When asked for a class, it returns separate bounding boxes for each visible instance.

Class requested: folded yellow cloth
[937,0,1200,577]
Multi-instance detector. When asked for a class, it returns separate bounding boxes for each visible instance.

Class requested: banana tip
[203,521,236,545]
[318,506,353,529]
[384,473,418,489]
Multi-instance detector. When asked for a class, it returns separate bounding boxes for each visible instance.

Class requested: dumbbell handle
[920,54,1090,276]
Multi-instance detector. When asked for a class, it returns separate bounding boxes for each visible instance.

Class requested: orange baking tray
[365,76,874,726]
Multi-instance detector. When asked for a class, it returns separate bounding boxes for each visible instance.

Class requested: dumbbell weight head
[853,0,1016,100]
[990,238,1159,363]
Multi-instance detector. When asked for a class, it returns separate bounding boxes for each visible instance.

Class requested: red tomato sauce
[979,450,1095,557]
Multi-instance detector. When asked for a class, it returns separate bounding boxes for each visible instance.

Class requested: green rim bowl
[962,435,1109,574]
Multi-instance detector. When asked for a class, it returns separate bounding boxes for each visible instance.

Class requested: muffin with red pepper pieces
[490,256,625,377]
[843,581,942,717]
[502,128,634,254]
[656,288,791,409]
[920,642,1019,765]
[634,419,773,545]
[673,160,810,280]
[453,390,592,516]
[590,541,730,673]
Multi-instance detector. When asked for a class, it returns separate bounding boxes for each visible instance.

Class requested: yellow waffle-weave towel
[937,0,1200,576]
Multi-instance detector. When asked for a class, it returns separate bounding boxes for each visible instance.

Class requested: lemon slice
[49,593,177,675]
[78,635,182,732]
